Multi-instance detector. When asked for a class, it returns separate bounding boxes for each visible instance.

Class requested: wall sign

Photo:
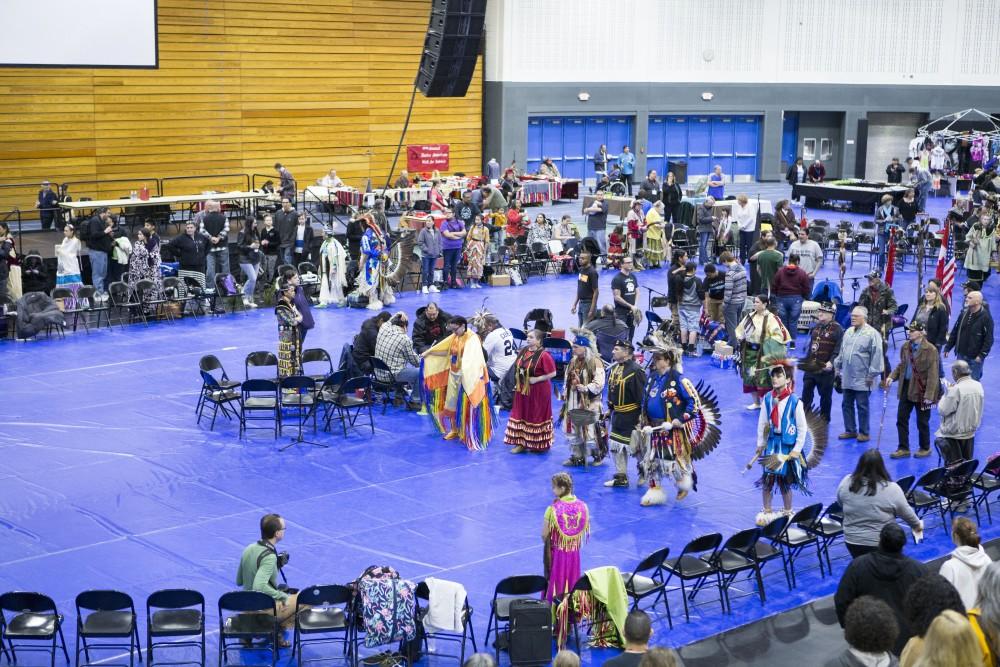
[407,144,450,172]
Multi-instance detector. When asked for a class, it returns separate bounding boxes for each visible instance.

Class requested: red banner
[407,144,450,173]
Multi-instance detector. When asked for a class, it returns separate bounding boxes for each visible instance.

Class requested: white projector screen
[0,0,157,68]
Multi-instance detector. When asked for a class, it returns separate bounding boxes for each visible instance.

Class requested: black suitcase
[508,598,552,666]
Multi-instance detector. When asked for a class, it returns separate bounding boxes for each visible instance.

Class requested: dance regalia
[275,298,302,378]
[639,369,722,505]
[756,386,809,494]
[465,223,489,281]
[354,219,395,310]
[318,235,348,307]
[607,232,625,269]
[504,348,557,452]
[421,330,494,450]
[543,494,589,602]
[559,351,606,463]
[736,311,791,393]
[606,360,646,483]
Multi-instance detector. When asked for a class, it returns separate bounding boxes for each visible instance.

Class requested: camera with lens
[276,551,290,569]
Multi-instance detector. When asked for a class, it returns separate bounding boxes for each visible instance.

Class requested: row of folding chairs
[0,584,476,667]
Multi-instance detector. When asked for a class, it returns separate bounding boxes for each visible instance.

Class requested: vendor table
[581,195,634,219]
[791,181,907,211]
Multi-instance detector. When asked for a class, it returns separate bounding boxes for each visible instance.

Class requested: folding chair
[483,575,547,663]
[108,281,148,328]
[714,528,765,611]
[53,288,92,333]
[136,279,173,322]
[316,371,348,431]
[661,533,724,622]
[75,590,142,667]
[241,379,280,439]
[146,589,205,667]
[217,592,277,667]
[907,467,947,530]
[542,337,572,384]
[621,547,672,628]
[801,502,845,574]
[773,504,826,587]
[562,574,613,653]
[369,358,403,414]
[330,376,374,436]
[302,348,334,383]
[753,515,792,592]
[888,304,909,348]
[213,274,246,315]
[197,370,241,430]
[198,355,241,417]
[246,351,279,381]
[508,327,527,349]
[414,581,477,664]
[278,376,321,450]
[292,585,353,664]
[929,459,981,526]
[644,310,664,340]
[71,286,113,331]
[0,592,70,667]
[973,458,1000,524]
[162,277,200,317]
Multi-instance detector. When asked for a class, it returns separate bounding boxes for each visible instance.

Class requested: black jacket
[352,316,384,371]
[946,306,994,360]
[292,224,314,258]
[274,209,298,247]
[834,550,926,655]
[662,182,683,207]
[167,233,208,272]
[237,228,261,264]
[412,306,452,354]
[785,163,803,185]
[259,226,281,256]
[86,215,114,254]
[913,304,948,348]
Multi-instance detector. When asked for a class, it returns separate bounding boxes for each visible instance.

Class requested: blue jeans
[842,388,871,436]
[206,250,230,286]
[279,246,294,266]
[89,250,109,294]
[421,255,437,287]
[239,262,258,299]
[698,231,711,264]
[589,229,607,256]
[958,354,984,381]
[775,294,803,339]
[442,248,461,285]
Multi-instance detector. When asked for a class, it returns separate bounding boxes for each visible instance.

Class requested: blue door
[527,118,542,174]
[607,116,633,169]
[781,112,799,171]
[586,117,608,170]
[542,118,564,175]
[688,117,712,176]
[734,116,760,179]
[711,116,735,178]
[646,117,667,177]
[562,117,586,180]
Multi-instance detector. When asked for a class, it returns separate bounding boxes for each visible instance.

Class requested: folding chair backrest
[200,354,224,374]
[246,351,278,378]
[243,378,278,394]
[218,591,274,614]
[790,503,823,527]
[895,475,916,496]
[494,574,547,598]
[77,590,134,613]
[761,515,790,541]
[916,467,946,489]
[279,375,315,393]
[1,592,57,615]
[302,348,332,366]
[320,371,347,394]
[722,528,761,556]
[570,575,592,593]
[509,328,527,342]
[147,589,204,611]
[632,547,670,575]
[136,279,155,299]
[77,286,96,301]
[200,370,224,391]
[681,533,722,559]
[296,584,352,608]
[984,458,1000,478]
[108,282,129,304]
[645,311,664,325]
[52,287,72,300]
[825,501,844,520]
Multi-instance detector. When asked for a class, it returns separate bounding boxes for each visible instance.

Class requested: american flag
[936,220,956,304]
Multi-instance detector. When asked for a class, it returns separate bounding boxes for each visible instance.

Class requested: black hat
[817,301,836,314]
[866,270,881,280]
[613,339,634,352]
[906,321,925,332]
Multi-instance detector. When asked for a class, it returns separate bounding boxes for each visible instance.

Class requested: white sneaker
[429,285,440,293]
[422,286,429,294]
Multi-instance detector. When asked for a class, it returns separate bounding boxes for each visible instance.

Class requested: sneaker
[746,403,761,410]
[429,285,440,293]
[914,449,932,458]
[603,475,630,488]
[562,457,585,467]
[838,432,858,440]
[509,446,525,454]
[857,434,871,443]
[890,449,910,459]
[422,286,429,294]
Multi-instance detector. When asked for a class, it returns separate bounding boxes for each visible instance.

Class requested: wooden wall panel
[0,0,482,214]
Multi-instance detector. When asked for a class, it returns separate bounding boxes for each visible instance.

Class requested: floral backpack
[352,565,417,649]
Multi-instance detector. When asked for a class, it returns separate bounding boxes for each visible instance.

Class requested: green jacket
[236,542,288,601]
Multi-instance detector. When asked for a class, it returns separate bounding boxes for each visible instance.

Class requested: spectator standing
[898,575,968,667]
[292,213,314,267]
[666,250,687,326]
[282,270,314,344]
[858,271,898,372]
[453,191,480,228]
[909,610,981,667]
[200,201,230,286]
[393,170,410,189]
[678,261,705,355]
[773,199,798,250]
[800,302,843,420]
[416,217,442,294]
[898,189,919,228]
[36,180,59,231]
[476,313,516,382]
[703,263,725,323]
[786,157,807,186]
[619,146,636,195]
[602,610,652,667]
[935,360,985,464]
[884,322,940,458]
[594,144,609,176]
[939,518,992,611]
[638,170,660,204]
[733,194,756,263]
[944,290,993,381]
[274,162,296,202]
[662,171,683,225]
[258,214,281,287]
[55,224,83,303]
[612,256,640,341]
[572,252,599,327]
[911,283,949,366]
[771,253,811,348]
[625,201,646,266]
[808,160,827,182]
[833,306,884,442]
[273,198,298,266]
[789,227,824,290]
[439,210,466,289]
[836,449,923,559]
[505,200,528,240]
[754,236,784,296]
[910,164,933,212]
[110,227,131,285]
[969,562,1000,667]
[584,190,610,255]
[721,251,747,346]
[964,217,996,285]
[695,198,716,264]
[823,596,899,667]
[707,164,725,200]
[85,207,114,297]
[834,523,927,656]
[236,216,261,308]
[886,157,905,184]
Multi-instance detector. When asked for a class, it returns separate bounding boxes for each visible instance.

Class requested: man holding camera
[237,513,297,641]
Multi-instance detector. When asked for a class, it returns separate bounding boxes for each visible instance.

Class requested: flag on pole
[799,206,808,230]
[935,220,956,305]
[884,229,896,286]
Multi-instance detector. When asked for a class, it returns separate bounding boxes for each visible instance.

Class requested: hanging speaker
[415,0,486,98]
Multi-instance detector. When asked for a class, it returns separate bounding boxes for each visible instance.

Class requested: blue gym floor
[2,186,998,666]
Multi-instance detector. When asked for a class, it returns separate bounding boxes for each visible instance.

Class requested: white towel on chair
[423,577,467,633]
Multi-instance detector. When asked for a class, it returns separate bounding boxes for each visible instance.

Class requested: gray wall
[484,82,1000,182]
[864,112,927,180]
[796,111,845,178]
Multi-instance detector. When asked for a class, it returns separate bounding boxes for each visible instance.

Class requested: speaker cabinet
[416,0,486,98]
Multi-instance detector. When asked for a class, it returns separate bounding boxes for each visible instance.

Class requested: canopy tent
[917,108,1000,140]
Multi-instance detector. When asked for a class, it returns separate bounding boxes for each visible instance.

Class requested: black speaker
[416,0,486,98]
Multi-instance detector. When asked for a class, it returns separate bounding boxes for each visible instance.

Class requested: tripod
[278,379,327,451]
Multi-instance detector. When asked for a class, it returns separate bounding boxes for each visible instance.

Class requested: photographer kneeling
[236,513,298,645]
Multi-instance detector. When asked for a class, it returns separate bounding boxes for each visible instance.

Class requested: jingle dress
[275,296,302,378]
